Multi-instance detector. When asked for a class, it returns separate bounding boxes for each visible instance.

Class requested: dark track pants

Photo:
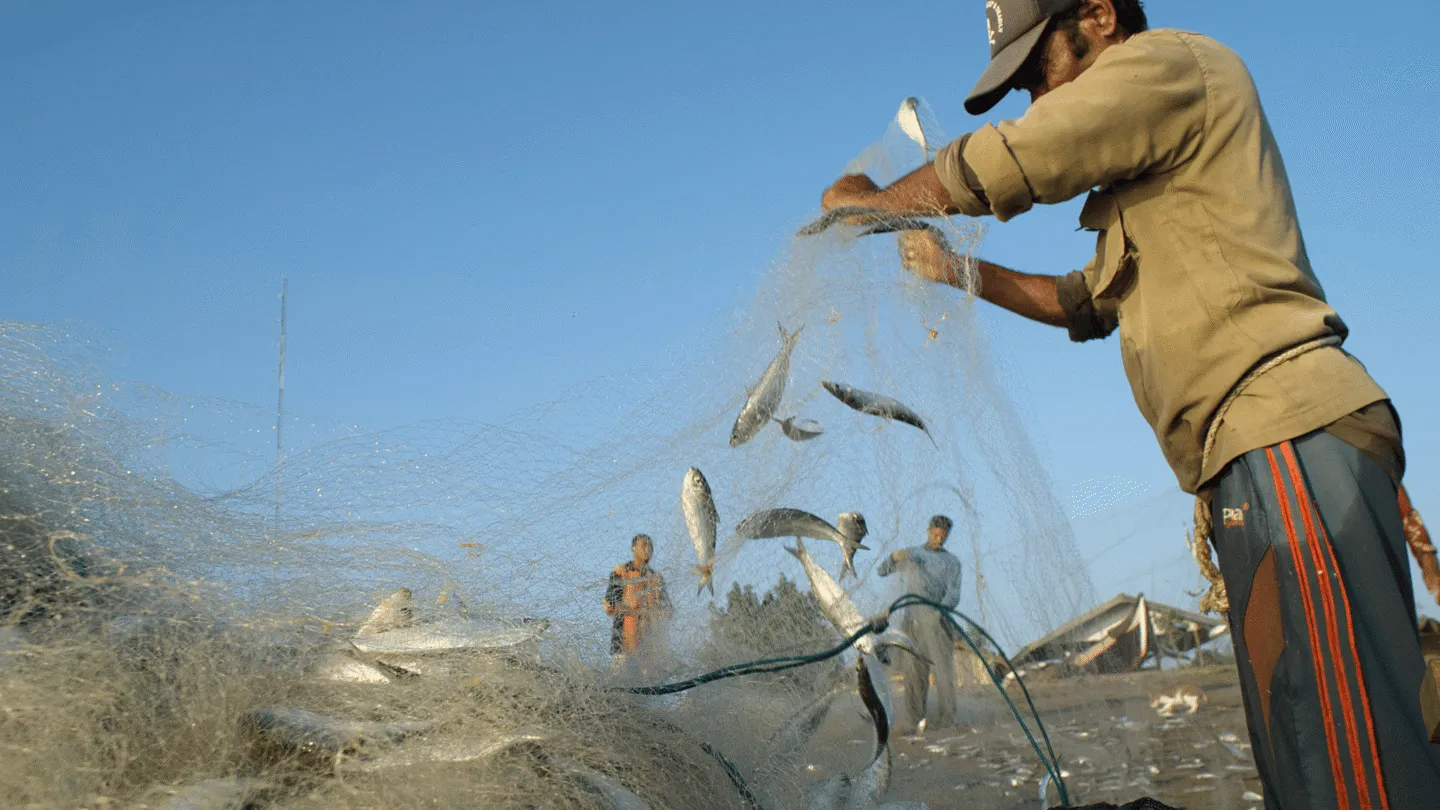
[1213,430,1440,809]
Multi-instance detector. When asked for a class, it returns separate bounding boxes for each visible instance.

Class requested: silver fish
[759,680,847,779]
[355,587,414,637]
[244,707,430,761]
[785,538,923,664]
[804,658,893,810]
[682,467,719,597]
[737,507,869,580]
[897,97,929,154]
[154,777,271,810]
[821,381,935,446]
[797,207,930,238]
[312,652,394,684]
[563,761,654,810]
[731,324,803,448]
[347,729,548,772]
[775,415,825,442]
[350,617,548,656]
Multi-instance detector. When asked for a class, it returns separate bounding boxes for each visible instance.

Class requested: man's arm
[603,571,623,617]
[825,34,1206,223]
[821,164,961,217]
[897,229,1065,328]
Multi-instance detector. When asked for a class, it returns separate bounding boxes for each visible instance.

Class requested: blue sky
[4,1,1438,614]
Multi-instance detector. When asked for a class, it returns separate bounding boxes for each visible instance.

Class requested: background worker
[878,514,962,735]
[603,533,672,666]
[819,0,1440,805]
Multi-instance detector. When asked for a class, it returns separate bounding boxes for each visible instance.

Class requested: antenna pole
[275,278,287,523]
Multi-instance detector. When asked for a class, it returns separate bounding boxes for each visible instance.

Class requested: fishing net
[0,101,1258,809]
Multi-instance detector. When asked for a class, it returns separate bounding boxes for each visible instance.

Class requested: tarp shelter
[1006,593,1229,676]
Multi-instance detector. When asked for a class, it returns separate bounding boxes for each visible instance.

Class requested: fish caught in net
[0,100,1252,809]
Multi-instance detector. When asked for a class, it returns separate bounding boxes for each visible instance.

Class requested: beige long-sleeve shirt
[934,29,1394,493]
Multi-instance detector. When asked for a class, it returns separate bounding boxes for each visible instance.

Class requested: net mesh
[0,104,1254,809]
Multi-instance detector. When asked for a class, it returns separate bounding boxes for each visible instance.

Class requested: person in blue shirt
[878,514,963,734]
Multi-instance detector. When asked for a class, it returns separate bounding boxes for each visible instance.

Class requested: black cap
[965,0,1081,115]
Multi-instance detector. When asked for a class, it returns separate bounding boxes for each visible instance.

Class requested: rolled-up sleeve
[1056,265,1119,342]
[934,135,993,218]
[959,32,1208,222]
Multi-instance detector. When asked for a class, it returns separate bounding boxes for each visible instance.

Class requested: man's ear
[1081,0,1121,40]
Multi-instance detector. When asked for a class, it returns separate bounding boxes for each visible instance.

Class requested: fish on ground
[682,467,719,597]
[737,507,869,581]
[785,538,924,665]
[731,324,804,448]
[821,381,935,446]
[775,415,825,442]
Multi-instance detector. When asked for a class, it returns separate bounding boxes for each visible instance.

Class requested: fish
[736,507,869,580]
[775,415,825,442]
[897,97,929,154]
[803,657,894,810]
[243,707,430,762]
[312,652,394,684]
[350,616,548,656]
[821,381,935,446]
[561,761,654,810]
[785,538,924,665]
[356,587,414,637]
[755,673,852,785]
[153,777,272,810]
[797,207,933,238]
[681,467,719,597]
[731,324,803,448]
[346,729,548,772]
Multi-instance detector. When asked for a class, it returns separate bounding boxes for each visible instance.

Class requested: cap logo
[986,0,1004,47]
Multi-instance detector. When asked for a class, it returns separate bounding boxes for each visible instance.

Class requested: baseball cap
[965,0,1081,115]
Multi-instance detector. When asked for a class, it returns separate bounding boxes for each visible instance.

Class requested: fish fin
[853,541,871,551]
[924,428,937,448]
[783,544,802,561]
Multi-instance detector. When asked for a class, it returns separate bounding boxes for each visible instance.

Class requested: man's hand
[898,229,966,287]
[822,174,881,211]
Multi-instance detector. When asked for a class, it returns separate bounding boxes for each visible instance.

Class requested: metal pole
[275,278,287,524]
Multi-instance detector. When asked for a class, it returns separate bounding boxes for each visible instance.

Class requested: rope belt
[1189,335,1343,616]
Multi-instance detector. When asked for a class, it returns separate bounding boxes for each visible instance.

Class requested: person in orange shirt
[603,534,672,661]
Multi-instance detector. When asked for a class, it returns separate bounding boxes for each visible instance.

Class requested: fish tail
[694,564,713,597]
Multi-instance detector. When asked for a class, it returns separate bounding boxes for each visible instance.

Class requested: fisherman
[602,534,672,665]
[817,1,1440,805]
[877,515,962,735]
[1401,484,1440,607]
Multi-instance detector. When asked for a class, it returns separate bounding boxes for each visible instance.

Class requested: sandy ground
[802,665,1262,810]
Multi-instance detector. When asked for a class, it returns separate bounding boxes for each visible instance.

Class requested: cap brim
[964,19,1051,115]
